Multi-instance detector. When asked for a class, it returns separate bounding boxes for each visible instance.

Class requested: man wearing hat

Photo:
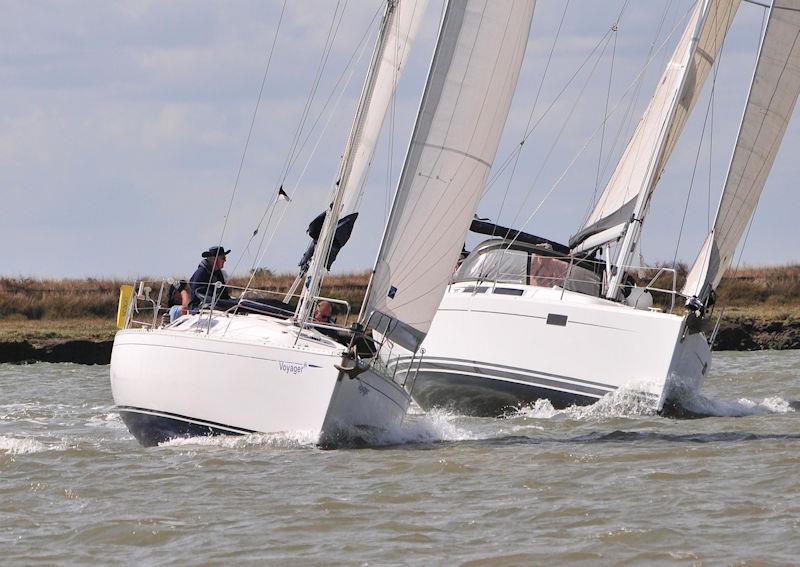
[189,245,232,310]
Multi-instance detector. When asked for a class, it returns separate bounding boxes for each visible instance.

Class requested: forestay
[360,0,536,351]
[339,0,429,217]
[683,0,800,302]
[569,0,740,253]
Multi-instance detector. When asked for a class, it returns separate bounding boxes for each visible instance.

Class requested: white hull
[110,313,410,446]
[405,283,710,416]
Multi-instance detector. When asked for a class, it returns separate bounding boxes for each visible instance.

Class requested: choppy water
[2,352,800,565]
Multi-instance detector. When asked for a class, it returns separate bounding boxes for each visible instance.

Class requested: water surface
[1,351,799,564]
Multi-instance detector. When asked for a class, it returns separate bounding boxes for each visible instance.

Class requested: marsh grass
[2,264,799,342]
[0,273,371,341]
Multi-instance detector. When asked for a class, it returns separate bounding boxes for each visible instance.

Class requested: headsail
[360,0,537,351]
[683,0,800,303]
[569,0,740,260]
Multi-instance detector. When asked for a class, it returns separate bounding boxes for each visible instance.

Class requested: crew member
[313,300,336,324]
[167,280,190,322]
[190,245,231,310]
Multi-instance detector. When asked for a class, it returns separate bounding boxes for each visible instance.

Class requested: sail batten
[359,0,537,351]
[683,0,800,301]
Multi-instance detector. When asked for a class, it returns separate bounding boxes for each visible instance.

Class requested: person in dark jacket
[190,246,232,310]
[167,280,190,322]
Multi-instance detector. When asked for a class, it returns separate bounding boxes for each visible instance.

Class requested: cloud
[2,0,797,278]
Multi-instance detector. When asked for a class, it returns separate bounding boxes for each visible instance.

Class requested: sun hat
[201,245,231,258]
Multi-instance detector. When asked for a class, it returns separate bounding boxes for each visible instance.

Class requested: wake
[152,388,797,450]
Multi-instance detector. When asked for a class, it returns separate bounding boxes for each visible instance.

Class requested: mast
[683,0,800,306]
[296,0,415,324]
[358,0,537,351]
[567,0,740,299]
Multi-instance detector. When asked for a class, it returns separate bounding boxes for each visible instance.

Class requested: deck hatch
[493,287,524,296]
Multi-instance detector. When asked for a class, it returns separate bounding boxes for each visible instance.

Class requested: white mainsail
[339,0,429,216]
[360,0,537,351]
[683,0,800,302]
[297,0,427,322]
[569,0,740,263]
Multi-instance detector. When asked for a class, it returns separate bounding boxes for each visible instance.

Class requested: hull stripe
[394,355,617,392]
[436,308,632,332]
[415,364,610,398]
[117,406,256,435]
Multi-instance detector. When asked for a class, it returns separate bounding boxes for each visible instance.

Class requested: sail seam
[414,141,492,168]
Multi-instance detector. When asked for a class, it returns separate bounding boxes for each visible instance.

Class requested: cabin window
[454,244,601,296]
[455,248,527,284]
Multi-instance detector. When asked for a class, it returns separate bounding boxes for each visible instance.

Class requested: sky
[3,0,798,279]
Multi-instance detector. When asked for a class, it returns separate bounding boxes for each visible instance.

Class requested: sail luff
[683,0,800,302]
[359,0,537,351]
[568,0,741,262]
[605,0,740,300]
[339,0,429,217]
[296,0,424,323]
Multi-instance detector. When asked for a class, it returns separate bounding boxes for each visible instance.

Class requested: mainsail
[569,0,740,266]
[296,0,427,321]
[683,0,800,302]
[339,0,429,217]
[360,0,537,351]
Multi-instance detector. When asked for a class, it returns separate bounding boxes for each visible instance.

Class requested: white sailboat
[110,0,537,446]
[409,0,800,416]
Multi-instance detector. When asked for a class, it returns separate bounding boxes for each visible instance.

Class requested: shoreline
[1,317,799,364]
[1,338,113,365]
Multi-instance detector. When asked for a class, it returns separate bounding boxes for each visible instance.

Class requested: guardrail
[122,280,352,333]
[454,248,679,313]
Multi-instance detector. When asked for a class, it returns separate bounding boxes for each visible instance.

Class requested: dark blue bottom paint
[412,372,598,417]
[118,408,250,447]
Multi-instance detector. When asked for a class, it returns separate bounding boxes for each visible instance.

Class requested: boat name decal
[279,361,307,375]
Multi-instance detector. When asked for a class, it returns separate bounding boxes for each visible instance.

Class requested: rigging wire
[708,73,715,231]
[230,1,352,276]
[495,2,696,255]
[234,2,384,281]
[488,0,571,240]
[581,0,677,226]
[593,17,619,207]
[284,3,387,191]
[242,30,376,293]
[482,22,614,195]
[370,3,520,302]
[671,0,739,270]
[715,5,778,234]
[242,3,397,294]
[504,29,615,233]
[277,1,348,186]
[482,0,634,203]
[671,85,717,269]
[376,1,683,298]
[216,0,287,260]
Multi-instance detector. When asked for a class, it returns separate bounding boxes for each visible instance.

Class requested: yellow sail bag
[116,285,133,329]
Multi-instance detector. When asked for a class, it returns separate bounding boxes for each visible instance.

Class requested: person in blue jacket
[190,246,231,310]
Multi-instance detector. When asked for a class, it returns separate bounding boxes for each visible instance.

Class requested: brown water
[2,352,799,565]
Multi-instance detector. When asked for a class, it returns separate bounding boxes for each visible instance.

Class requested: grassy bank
[2,265,800,345]
[0,273,371,344]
